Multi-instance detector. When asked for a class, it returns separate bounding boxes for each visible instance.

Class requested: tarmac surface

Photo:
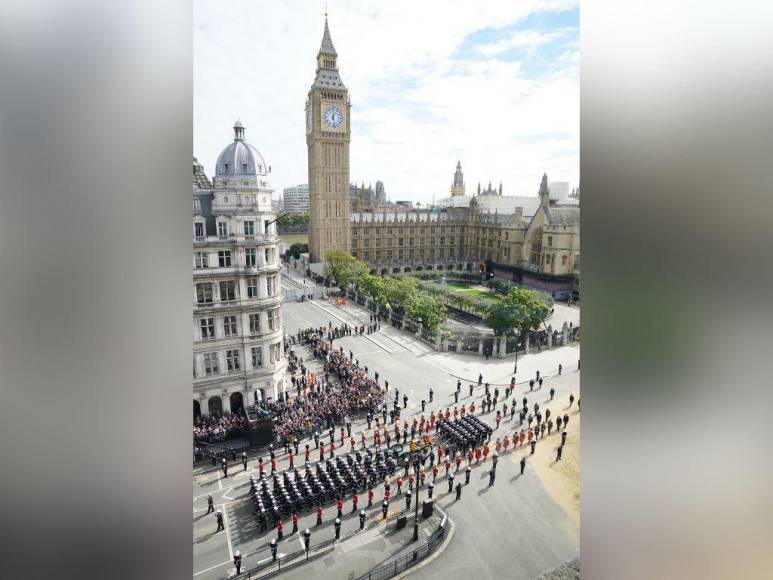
[193,296,580,579]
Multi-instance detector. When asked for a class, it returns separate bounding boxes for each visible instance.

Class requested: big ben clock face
[322,105,344,130]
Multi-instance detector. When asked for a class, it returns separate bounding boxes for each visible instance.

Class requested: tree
[405,292,447,332]
[287,242,308,259]
[324,251,367,290]
[485,287,550,339]
[383,277,418,314]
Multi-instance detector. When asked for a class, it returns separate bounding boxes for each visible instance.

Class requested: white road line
[218,476,223,491]
[222,505,234,561]
[193,559,231,576]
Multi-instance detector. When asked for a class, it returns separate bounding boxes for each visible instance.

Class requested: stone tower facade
[450,161,465,196]
[306,17,351,263]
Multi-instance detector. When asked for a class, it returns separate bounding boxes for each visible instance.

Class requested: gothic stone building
[350,173,580,299]
[192,122,287,419]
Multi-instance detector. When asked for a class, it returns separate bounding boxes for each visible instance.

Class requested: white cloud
[194,0,579,204]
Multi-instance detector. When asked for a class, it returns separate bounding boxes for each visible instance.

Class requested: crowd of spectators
[262,325,385,445]
[193,413,248,443]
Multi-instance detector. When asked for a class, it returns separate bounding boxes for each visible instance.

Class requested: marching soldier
[469,383,474,397]
[233,551,242,575]
[556,445,563,462]
[421,399,426,412]
[529,379,535,392]
[242,451,248,471]
[408,472,415,492]
[569,393,575,408]
[455,481,462,500]
[561,430,568,446]
[488,468,496,487]
[316,504,323,526]
[276,518,284,540]
[550,387,555,400]
[556,416,563,431]
[336,497,343,519]
[352,493,359,513]
[454,390,459,404]
[288,451,295,470]
[478,373,483,385]
[403,394,408,409]
[538,377,543,389]
[215,510,224,532]
[530,439,536,455]
[455,453,462,472]
[305,444,311,463]
[429,388,434,403]
[271,457,277,475]
[558,363,563,375]
[258,508,267,532]
[563,413,570,428]
[367,486,374,507]
[206,494,214,514]
[520,456,526,475]
[547,418,554,435]
[292,511,299,534]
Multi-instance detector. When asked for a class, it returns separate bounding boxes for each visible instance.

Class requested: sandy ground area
[530,379,581,530]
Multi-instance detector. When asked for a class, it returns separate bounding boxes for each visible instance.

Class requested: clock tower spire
[307,15,351,264]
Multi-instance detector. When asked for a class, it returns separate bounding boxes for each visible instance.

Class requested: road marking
[222,505,234,561]
[193,559,231,576]
[222,487,235,501]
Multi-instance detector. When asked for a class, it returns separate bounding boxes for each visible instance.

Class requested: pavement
[193,297,580,580]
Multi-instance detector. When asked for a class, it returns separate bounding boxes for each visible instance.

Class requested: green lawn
[444,282,502,304]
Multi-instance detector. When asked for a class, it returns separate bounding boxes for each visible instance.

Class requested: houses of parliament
[306,18,579,299]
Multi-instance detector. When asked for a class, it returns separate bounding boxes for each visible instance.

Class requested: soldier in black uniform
[421,399,426,412]
[429,388,434,402]
[447,472,455,493]
[469,383,474,397]
[314,431,320,449]
[558,363,562,375]
[242,452,248,471]
[465,466,471,485]
[215,511,224,532]
[233,551,242,575]
[538,377,543,389]
[334,517,341,540]
[455,481,462,500]
[529,379,534,392]
[367,412,373,429]
[405,493,411,510]
[359,509,366,530]
[520,457,526,475]
[563,414,570,428]
[206,494,214,514]
[550,386,555,400]
[556,445,563,462]
[221,458,228,478]
[427,482,434,499]
[488,468,496,487]
[530,440,536,455]
[454,390,459,404]
[403,394,408,409]
[478,373,483,385]
[259,509,267,532]
[561,430,568,446]
[569,393,575,408]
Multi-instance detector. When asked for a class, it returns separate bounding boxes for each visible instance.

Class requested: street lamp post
[513,329,519,376]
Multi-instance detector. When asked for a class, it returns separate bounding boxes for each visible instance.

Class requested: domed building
[192,121,286,421]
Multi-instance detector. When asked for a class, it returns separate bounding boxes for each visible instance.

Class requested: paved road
[193,299,580,579]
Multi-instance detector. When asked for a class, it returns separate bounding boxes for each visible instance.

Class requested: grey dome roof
[215,122,268,177]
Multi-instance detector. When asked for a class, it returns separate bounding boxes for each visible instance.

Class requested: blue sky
[194,0,579,204]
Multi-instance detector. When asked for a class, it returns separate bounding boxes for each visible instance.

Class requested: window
[219,280,236,302]
[249,313,261,334]
[267,276,275,296]
[244,221,255,237]
[267,309,279,331]
[217,222,228,239]
[218,251,231,267]
[200,318,215,340]
[224,163,230,171]
[251,346,263,368]
[245,248,256,267]
[194,222,204,239]
[269,342,281,364]
[203,352,219,376]
[195,252,208,268]
[548,236,553,247]
[193,199,201,212]
[242,163,248,172]
[561,255,567,266]
[223,315,237,337]
[226,349,241,373]
[196,283,213,304]
[246,277,258,298]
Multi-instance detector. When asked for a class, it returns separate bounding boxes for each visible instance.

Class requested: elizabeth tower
[306,17,351,263]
